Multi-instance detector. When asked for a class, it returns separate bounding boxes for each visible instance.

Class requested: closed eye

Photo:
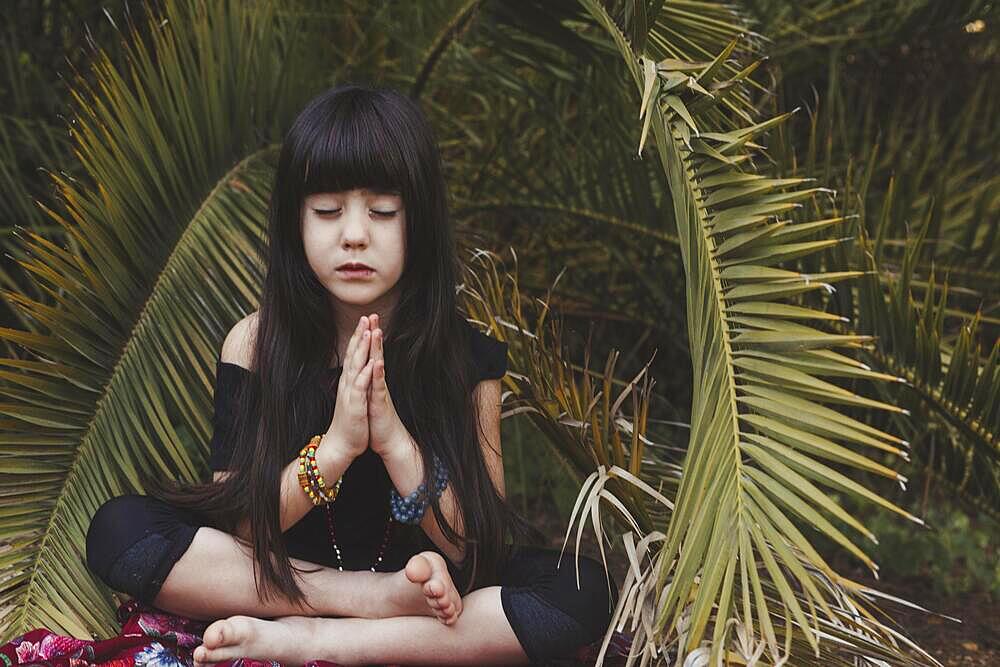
[313,208,397,218]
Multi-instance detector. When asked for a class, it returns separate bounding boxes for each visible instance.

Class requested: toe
[198,616,250,663]
[202,617,234,650]
[405,554,432,584]
[202,624,220,648]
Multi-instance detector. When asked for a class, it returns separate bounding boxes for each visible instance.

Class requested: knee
[562,555,613,634]
[86,493,148,581]
[503,554,616,662]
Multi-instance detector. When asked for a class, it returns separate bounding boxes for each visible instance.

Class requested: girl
[85,83,614,666]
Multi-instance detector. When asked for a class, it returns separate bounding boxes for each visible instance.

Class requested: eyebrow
[308,188,401,201]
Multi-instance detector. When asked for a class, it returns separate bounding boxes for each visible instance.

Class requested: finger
[344,316,367,375]
[353,327,371,375]
[346,315,365,356]
[371,331,385,387]
[355,357,375,391]
[374,359,385,387]
[356,361,374,408]
[352,359,374,416]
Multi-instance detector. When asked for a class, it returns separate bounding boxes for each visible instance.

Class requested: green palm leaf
[0,0,304,642]
[460,247,675,508]
[578,2,942,663]
[853,215,1000,516]
[759,26,1000,516]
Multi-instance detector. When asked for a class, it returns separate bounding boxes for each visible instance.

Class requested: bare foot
[404,550,463,625]
[192,614,328,667]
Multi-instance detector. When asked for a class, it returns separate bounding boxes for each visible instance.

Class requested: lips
[336,262,375,280]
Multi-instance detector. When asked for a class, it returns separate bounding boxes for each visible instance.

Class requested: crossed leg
[87,495,540,663]
[192,553,531,666]
[193,585,529,666]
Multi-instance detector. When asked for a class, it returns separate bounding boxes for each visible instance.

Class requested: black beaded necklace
[324,500,393,572]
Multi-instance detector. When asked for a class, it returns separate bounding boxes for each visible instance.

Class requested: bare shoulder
[220,310,259,370]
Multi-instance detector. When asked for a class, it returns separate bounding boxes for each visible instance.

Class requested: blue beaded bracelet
[389,453,450,524]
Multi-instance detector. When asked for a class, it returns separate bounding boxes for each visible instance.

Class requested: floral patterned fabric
[1,598,636,667]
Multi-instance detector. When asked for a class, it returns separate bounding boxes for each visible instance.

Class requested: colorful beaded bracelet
[298,434,342,506]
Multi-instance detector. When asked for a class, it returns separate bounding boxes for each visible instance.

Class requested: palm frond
[458,248,676,540]
[853,215,1000,517]
[771,45,1000,301]
[0,6,125,354]
[759,32,1000,517]
[0,0,302,643]
[577,2,941,663]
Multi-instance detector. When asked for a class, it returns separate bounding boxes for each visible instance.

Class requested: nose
[341,204,370,248]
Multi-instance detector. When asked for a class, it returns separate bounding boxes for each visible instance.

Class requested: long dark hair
[142,83,540,610]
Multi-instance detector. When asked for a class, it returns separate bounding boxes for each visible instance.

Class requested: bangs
[300,95,408,198]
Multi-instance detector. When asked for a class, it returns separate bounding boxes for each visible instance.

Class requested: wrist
[379,430,417,463]
[317,433,357,470]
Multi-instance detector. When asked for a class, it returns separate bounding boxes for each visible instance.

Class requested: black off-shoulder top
[206,319,509,573]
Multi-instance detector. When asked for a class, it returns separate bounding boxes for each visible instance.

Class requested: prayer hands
[325,315,376,460]
[362,313,411,459]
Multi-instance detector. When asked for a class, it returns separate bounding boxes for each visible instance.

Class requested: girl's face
[301,188,407,309]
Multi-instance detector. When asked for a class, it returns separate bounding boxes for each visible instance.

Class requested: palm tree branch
[576,3,936,663]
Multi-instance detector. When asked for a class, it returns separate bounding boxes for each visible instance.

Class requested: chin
[329,286,383,305]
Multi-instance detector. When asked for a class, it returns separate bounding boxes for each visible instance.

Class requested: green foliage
[755,0,1000,516]
[573,6,918,665]
[864,507,1000,598]
[504,414,597,528]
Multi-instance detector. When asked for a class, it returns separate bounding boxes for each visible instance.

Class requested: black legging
[86,494,616,665]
